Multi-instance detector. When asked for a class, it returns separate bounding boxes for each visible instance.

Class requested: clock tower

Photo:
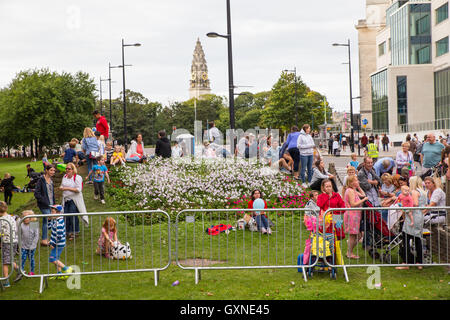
[189,38,211,99]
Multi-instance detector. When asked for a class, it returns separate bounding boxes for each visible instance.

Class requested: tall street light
[121,39,141,152]
[284,67,298,127]
[333,39,354,153]
[108,63,121,139]
[99,77,109,115]
[207,0,235,153]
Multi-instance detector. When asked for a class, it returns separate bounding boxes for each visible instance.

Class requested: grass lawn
[0,159,449,300]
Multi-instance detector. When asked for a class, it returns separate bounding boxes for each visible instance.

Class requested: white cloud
[0,0,365,114]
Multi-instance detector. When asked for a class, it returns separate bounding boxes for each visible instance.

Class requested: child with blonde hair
[110,145,126,166]
[15,210,39,282]
[96,217,118,259]
[342,166,357,198]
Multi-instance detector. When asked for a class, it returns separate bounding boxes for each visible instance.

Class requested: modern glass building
[364,0,450,135]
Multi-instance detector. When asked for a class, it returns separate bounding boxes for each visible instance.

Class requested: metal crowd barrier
[321,206,449,279]
[175,208,321,284]
[17,210,170,293]
[0,219,14,291]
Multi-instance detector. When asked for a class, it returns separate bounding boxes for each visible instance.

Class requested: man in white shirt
[208,121,222,145]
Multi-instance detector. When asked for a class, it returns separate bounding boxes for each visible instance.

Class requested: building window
[397,76,407,125]
[437,37,449,57]
[435,67,450,124]
[436,2,448,24]
[416,45,431,64]
[371,70,389,132]
[379,42,386,56]
[416,14,430,35]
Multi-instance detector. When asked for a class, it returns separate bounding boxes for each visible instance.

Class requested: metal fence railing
[17,210,171,293]
[321,206,449,278]
[175,208,328,284]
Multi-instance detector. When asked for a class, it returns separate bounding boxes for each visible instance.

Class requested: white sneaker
[101,199,105,204]
[267,228,272,235]
[302,182,309,189]
[261,227,267,234]
[94,195,99,200]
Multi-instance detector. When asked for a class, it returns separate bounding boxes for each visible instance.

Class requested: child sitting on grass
[62,141,78,164]
[110,145,125,166]
[48,205,73,279]
[96,217,118,259]
[0,201,19,287]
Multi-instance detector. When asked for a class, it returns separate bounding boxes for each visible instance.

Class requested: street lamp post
[121,39,141,152]
[99,77,109,115]
[283,68,298,127]
[333,39,354,153]
[207,0,236,153]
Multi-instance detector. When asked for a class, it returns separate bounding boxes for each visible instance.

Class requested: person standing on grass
[286,126,301,180]
[344,176,368,259]
[93,110,109,139]
[0,173,18,205]
[34,165,56,246]
[82,127,99,184]
[47,205,73,279]
[60,163,88,240]
[0,201,19,287]
[86,156,110,205]
[297,124,316,188]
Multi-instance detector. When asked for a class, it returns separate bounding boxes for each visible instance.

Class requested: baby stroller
[307,232,338,280]
[24,171,42,192]
[360,200,397,260]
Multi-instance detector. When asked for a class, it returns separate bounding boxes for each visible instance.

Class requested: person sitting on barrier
[247,190,271,235]
[396,176,427,270]
[96,217,118,259]
[344,176,368,259]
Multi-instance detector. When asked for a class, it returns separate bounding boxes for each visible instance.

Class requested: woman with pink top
[344,175,368,259]
[395,142,414,175]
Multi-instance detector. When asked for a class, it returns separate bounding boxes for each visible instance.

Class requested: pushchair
[24,171,42,192]
[307,232,338,280]
[360,200,397,261]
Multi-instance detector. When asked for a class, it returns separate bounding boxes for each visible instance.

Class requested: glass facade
[397,76,408,125]
[436,2,448,24]
[391,5,410,65]
[371,70,389,132]
[435,67,450,121]
[390,2,431,65]
[410,3,432,64]
[436,36,449,57]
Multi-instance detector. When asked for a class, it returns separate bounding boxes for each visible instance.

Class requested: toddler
[62,141,77,164]
[105,141,114,164]
[110,145,125,166]
[96,217,118,259]
[0,173,18,205]
[0,201,19,287]
[395,186,414,227]
[86,156,110,204]
[48,205,73,279]
[348,154,359,170]
[16,210,39,281]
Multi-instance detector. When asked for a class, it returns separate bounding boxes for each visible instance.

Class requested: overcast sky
[0,0,366,113]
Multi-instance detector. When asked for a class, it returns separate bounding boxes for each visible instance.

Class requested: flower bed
[108,158,309,219]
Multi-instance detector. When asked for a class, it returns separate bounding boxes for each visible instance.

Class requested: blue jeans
[64,199,79,236]
[40,208,51,240]
[255,215,269,231]
[300,155,314,183]
[87,157,97,181]
[49,246,65,263]
[21,248,36,273]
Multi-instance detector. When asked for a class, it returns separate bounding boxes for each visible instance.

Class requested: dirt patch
[174,259,227,266]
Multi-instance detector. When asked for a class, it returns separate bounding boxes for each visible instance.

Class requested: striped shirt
[48,216,65,247]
